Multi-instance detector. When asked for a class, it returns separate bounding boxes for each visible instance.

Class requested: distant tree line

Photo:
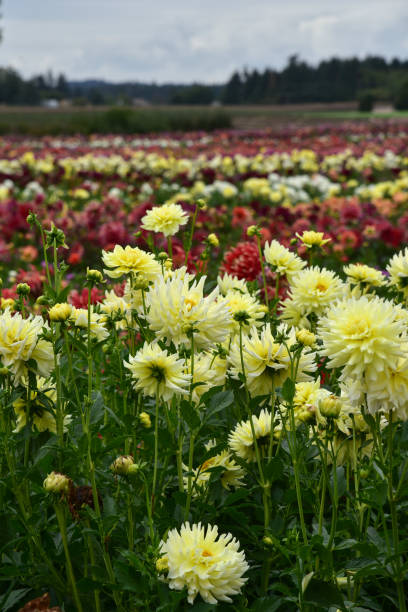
[0,55,408,108]
[221,55,408,107]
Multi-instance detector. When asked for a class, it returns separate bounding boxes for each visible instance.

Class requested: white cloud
[1,0,407,82]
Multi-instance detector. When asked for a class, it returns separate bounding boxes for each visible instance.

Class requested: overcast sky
[1,0,408,83]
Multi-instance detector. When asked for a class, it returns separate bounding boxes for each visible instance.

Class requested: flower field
[1,120,408,611]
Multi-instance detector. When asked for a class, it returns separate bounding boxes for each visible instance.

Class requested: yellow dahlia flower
[100,290,131,329]
[387,247,408,297]
[13,377,71,433]
[0,309,53,382]
[292,380,331,424]
[186,441,245,492]
[296,230,331,248]
[141,202,189,237]
[70,308,109,342]
[264,240,306,279]
[229,324,316,397]
[188,353,227,404]
[49,302,73,322]
[223,290,265,334]
[343,263,384,288]
[228,408,278,461]
[124,342,190,401]
[217,273,249,296]
[145,273,231,350]
[102,245,161,280]
[157,522,248,604]
[285,266,345,317]
[318,296,406,384]
[362,346,408,419]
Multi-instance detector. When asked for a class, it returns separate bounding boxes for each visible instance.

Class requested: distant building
[132,98,150,107]
[42,99,60,109]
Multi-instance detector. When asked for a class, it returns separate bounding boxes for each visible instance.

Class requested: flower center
[345,317,369,337]
[201,549,213,557]
[149,364,166,382]
[315,282,328,293]
[184,297,197,312]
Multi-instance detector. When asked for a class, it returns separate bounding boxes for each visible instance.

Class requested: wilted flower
[111,455,134,475]
[43,471,70,494]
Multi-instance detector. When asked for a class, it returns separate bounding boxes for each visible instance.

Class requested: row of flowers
[1,196,408,609]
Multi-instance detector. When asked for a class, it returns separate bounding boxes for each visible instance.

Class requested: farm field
[1,120,408,611]
[1,104,408,134]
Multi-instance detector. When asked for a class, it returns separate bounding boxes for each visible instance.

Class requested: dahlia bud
[86,268,103,284]
[16,283,30,297]
[127,463,140,475]
[43,471,70,494]
[36,295,50,306]
[247,225,260,237]
[296,329,316,347]
[157,252,168,262]
[233,310,251,324]
[139,411,152,428]
[26,211,39,227]
[207,233,219,247]
[49,302,73,322]
[262,536,274,547]
[156,556,169,573]
[164,259,172,270]
[45,224,68,249]
[319,395,342,419]
[196,198,207,210]
[0,366,10,376]
[132,278,150,290]
[111,455,134,475]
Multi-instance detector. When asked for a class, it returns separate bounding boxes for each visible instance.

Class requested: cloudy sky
[1,0,408,83]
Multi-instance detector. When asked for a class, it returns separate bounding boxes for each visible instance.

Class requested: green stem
[184,431,196,520]
[152,387,160,506]
[54,504,83,612]
[167,235,173,260]
[84,519,101,612]
[256,234,269,312]
[387,412,406,611]
[184,203,199,266]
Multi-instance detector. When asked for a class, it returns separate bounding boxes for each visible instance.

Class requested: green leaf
[281,378,295,403]
[1,588,32,612]
[303,579,344,608]
[180,400,200,430]
[251,597,282,612]
[90,391,105,425]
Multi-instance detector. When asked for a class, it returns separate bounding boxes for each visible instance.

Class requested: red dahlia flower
[222,241,261,281]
